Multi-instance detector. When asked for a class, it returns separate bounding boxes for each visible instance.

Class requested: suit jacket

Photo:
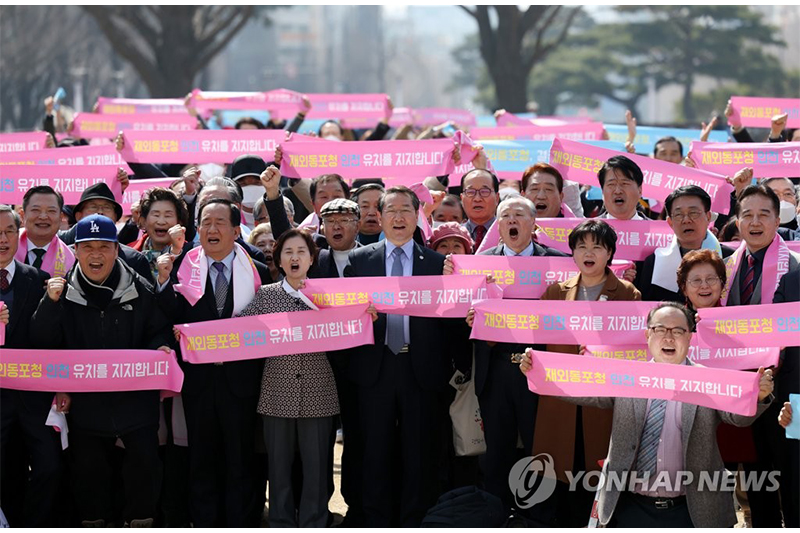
[473,241,567,396]
[157,254,272,398]
[773,270,800,401]
[635,244,735,302]
[533,270,640,483]
[0,261,52,414]
[343,240,448,390]
[563,371,772,528]
[725,249,800,306]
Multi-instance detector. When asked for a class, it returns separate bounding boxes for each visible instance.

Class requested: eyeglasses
[671,210,705,221]
[0,229,19,238]
[463,187,494,198]
[648,326,689,338]
[686,276,721,288]
[323,217,357,227]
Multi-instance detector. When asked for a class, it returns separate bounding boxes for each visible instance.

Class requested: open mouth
[35,222,53,229]
[0,245,9,254]
[88,261,104,274]
[153,228,168,239]
[207,237,220,245]
[508,227,519,239]
[682,228,695,235]
[613,197,625,206]
[535,202,548,212]
[331,231,344,243]
[661,346,676,356]
[290,263,300,273]
[583,260,596,268]
[698,290,713,297]
[749,230,764,238]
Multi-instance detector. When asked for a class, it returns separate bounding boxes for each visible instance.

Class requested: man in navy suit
[343,186,448,527]
[0,204,61,526]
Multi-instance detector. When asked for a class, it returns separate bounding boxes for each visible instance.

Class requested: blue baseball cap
[74,214,118,244]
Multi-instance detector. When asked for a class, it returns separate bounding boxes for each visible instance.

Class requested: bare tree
[83,6,264,97]
[459,5,582,112]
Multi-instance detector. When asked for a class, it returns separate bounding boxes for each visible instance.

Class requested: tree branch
[459,5,477,19]
[195,7,253,68]
[524,6,581,72]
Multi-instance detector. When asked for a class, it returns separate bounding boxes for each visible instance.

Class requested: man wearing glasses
[635,186,735,302]
[460,168,500,251]
[520,302,775,527]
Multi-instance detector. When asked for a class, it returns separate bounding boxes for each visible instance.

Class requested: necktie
[31,249,46,269]
[635,399,668,476]
[0,269,8,292]
[473,225,487,251]
[740,254,757,305]
[212,262,228,316]
[387,247,406,354]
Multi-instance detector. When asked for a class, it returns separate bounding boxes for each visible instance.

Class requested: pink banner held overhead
[689,141,800,178]
[470,299,658,345]
[119,130,285,164]
[0,165,122,205]
[175,305,374,364]
[697,302,800,348]
[71,113,198,139]
[96,97,189,115]
[0,349,184,394]
[279,137,457,179]
[271,93,391,126]
[0,131,50,153]
[550,138,734,214]
[586,343,780,371]
[414,108,477,128]
[495,112,535,127]
[471,123,605,142]
[388,107,416,129]
[0,144,132,174]
[451,255,633,299]
[301,275,502,318]
[729,96,800,129]
[525,349,761,417]
[536,218,675,261]
[189,88,305,112]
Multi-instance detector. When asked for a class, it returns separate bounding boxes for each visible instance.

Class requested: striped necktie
[635,399,667,476]
[212,262,228,316]
[740,254,757,305]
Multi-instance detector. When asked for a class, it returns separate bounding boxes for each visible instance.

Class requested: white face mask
[323,135,342,142]
[197,163,226,180]
[431,220,447,229]
[242,210,255,228]
[779,200,797,225]
[241,185,264,209]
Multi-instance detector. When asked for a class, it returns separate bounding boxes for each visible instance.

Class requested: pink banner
[0,302,5,345]
[586,343,780,370]
[471,299,657,345]
[271,93,390,128]
[536,218,675,261]
[451,255,633,299]
[414,108,477,128]
[697,302,800,348]
[389,106,416,128]
[0,144,132,173]
[550,138,733,214]
[122,178,179,214]
[722,240,800,254]
[175,305,374,364]
[729,96,800,129]
[0,131,50,153]
[495,112,534,127]
[301,275,502,318]
[71,113,198,139]
[689,141,800,178]
[120,129,284,164]
[96,97,189,115]
[472,123,605,142]
[0,349,184,393]
[279,138,457,179]
[189,88,305,112]
[526,349,760,417]
[0,165,122,205]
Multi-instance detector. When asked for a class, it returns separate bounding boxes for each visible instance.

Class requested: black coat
[343,240,451,390]
[157,253,272,399]
[0,261,52,416]
[30,261,172,436]
[474,241,566,396]
[634,244,736,302]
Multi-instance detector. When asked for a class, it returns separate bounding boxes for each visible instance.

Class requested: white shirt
[502,241,534,257]
[332,248,353,277]
[26,239,50,265]
[605,211,644,221]
[0,260,16,286]
[281,278,319,310]
[384,239,414,346]
[207,250,235,288]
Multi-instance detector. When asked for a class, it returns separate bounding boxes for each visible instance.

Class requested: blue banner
[604,124,729,156]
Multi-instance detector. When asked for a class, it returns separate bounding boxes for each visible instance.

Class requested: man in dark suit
[467,196,566,523]
[343,186,448,527]
[57,183,152,281]
[0,204,62,527]
[596,156,651,221]
[635,186,735,302]
[156,199,271,527]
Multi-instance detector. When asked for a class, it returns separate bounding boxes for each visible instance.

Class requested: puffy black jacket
[31,260,172,436]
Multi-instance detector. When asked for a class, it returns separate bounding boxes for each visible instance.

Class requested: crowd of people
[0,94,798,528]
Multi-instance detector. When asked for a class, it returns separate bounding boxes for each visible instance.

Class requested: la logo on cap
[89,221,100,233]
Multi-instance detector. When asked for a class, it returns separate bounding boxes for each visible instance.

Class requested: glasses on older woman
[686,276,721,288]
